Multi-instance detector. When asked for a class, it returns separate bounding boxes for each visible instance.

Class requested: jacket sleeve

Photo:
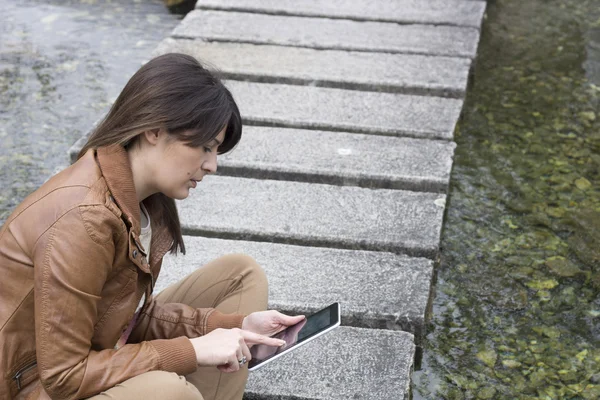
[33,205,197,400]
[128,295,246,343]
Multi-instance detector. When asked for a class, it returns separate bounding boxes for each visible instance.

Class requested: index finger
[241,330,286,347]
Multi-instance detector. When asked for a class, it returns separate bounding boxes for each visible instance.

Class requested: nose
[202,152,218,174]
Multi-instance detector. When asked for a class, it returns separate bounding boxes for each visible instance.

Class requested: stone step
[196,0,486,29]
[173,10,481,58]
[226,81,463,140]
[67,122,458,173]
[177,176,446,258]
[153,38,471,98]
[216,126,456,193]
[244,327,415,400]
[65,82,463,145]
[158,236,434,336]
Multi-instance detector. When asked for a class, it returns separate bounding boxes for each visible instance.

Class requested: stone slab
[226,81,463,140]
[244,327,415,400]
[177,176,447,258]
[67,124,458,175]
[196,0,486,29]
[173,10,481,58]
[154,38,471,98]
[214,126,456,193]
[158,236,434,335]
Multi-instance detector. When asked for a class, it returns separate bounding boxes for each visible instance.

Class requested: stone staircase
[70,1,486,398]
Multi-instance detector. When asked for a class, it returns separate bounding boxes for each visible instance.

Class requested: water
[413,0,600,399]
[0,0,180,224]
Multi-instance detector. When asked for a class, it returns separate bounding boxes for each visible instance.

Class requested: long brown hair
[79,53,242,255]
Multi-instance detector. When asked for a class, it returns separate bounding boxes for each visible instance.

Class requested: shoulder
[3,153,126,252]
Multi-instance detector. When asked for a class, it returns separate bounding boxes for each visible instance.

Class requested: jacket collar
[96,145,141,234]
[95,145,173,267]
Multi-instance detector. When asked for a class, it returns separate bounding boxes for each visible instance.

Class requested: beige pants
[89,254,269,400]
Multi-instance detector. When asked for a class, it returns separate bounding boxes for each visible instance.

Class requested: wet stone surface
[413,0,600,399]
[0,0,180,225]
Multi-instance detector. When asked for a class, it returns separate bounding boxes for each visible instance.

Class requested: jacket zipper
[13,361,37,390]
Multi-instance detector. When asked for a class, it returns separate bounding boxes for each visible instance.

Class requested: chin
[175,192,190,200]
[164,189,190,200]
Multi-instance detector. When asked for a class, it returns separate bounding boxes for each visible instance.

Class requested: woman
[0,53,304,400]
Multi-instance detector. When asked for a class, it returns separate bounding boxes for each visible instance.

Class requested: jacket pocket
[13,361,37,391]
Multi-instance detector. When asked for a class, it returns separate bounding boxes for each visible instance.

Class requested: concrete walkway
[71,1,486,398]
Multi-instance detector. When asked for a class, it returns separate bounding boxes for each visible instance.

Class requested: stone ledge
[225,81,463,141]
[153,38,471,98]
[158,236,434,336]
[177,176,446,258]
[216,126,456,193]
[173,10,481,58]
[244,327,415,400]
[66,81,463,147]
[196,0,486,29]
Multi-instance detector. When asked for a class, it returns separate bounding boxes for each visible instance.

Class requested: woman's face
[151,127,226,200]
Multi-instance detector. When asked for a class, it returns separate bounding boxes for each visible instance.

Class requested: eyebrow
[210,138,223,147]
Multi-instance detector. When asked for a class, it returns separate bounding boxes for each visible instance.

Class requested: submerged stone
[546,207,566,218]
[502,359,522,368]
[476,349,498,368]
[574,177,592,190]
[476,387,496,399]
[532,325,561,339]
[526,279,559,290]
[544,256,583,277]
[582,385,600,400]
[578,111,596,121]
[563,210,600,267]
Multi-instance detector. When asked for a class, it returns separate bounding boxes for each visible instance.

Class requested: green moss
[412,0,600,398]
[476,349,498,368]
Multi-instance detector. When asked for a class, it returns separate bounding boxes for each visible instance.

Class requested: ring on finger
[238,356,247,366]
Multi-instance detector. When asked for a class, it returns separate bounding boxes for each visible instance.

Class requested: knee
[227,254,269,310]
[138,371,203,400]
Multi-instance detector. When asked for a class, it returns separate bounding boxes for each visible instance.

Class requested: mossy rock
[526,279,559,290]
[544,256,583,277]
[477,387,496,399]
[502,359,522,368]
[574,177,592,190]
[476,349,498,368]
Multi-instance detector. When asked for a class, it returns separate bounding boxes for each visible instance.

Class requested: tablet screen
[248,302,340,370]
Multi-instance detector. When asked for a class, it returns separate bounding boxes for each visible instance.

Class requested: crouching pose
[0,53,303,400]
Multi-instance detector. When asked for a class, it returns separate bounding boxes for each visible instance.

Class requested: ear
[142,128,163,146]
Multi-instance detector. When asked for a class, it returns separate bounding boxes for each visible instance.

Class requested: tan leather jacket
[0,146,244,399]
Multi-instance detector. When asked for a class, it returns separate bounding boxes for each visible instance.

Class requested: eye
[203,147,212,153]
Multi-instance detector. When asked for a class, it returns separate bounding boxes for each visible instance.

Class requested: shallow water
[413,0,600,399]
[0,0,180,224]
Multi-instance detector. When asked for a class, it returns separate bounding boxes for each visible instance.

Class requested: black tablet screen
[248,303,339,369]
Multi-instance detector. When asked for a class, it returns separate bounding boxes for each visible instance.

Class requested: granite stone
[244,327,415,400]
[195,0,486,29]
[153,38,471,97]
[176,176,447,258]
[173,10,481,58]
[224,81,463,140]
[67,113,460,170]
[214,126,456,192]
[158,236,434,336]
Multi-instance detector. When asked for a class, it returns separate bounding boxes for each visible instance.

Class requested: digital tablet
[248,302,341,371]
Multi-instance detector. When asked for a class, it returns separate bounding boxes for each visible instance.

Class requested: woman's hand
[189,328,285,372]
[242,310,305,339]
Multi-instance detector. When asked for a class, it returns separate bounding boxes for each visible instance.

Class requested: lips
[190,180,197,188]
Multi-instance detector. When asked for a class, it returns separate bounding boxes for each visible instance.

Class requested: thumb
[277,313,305,325]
